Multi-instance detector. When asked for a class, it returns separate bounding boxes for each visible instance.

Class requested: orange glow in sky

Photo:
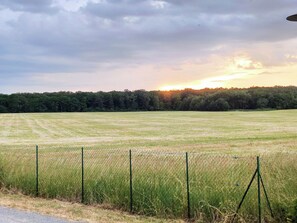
[159,55,297,91]
[159,57,261,90]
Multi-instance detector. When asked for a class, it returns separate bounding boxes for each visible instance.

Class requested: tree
[135,90,150,110]
[171,94,182,110]
[256,98,269,109]
[0,105,7,113]
[103,93,114,111]
[208,98,230,111]
[0,86,296,112]
[189,96,204,111]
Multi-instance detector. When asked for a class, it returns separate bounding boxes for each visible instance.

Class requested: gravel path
[0,206,85,223]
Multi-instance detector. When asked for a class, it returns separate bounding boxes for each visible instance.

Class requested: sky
[0,0,297,93]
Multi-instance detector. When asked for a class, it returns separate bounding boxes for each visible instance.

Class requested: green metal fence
[0,147,296,222]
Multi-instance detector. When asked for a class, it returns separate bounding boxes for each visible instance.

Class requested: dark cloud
[0,0,58,13]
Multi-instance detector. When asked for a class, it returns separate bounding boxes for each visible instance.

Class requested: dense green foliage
[1,86,297,112]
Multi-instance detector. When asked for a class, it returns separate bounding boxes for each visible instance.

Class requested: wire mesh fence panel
[0,146,296,222]
[189,153,257,222]
[0,147,36,195]
[38,147,81,202]
[132,150,186,218]
[84,148,130,210]
[261,152,297,222]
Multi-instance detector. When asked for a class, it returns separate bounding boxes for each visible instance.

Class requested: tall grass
[0,148,296,222]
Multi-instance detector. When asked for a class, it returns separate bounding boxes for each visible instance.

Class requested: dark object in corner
[287,14,297,21]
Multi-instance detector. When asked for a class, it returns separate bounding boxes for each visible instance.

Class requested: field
[1,110,297,152]
[0,111,297,222]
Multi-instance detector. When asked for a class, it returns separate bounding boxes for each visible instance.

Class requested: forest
[0,86,297,113]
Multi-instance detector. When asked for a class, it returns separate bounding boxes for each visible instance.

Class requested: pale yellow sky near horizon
[159,56,297,90]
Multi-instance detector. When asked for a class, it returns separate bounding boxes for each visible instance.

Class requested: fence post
[129,150,133,213]
[257,156,261,223]
[35,145,39,197]
[186,152,191,219]
[81,147,84,204]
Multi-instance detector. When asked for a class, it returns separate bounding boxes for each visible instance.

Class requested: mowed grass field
[0,110,297,222]
[0,110,297,153]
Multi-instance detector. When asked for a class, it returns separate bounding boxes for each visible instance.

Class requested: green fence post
[186,152,191,219]
[257,156,261,223]
[35,145,39,197]
[81,147,84,204]
[129,150,133,213]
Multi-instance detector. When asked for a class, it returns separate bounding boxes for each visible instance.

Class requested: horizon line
[1,85,296,95]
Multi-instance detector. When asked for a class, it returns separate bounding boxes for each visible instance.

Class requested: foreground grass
[0,149,296,222]
[0,190,182,223]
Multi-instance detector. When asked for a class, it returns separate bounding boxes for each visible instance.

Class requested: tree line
[0,86,297,113]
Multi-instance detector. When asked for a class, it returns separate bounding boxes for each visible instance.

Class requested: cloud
[83,0,160,19]
[0,0,58,13]
[0,0,297,93]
